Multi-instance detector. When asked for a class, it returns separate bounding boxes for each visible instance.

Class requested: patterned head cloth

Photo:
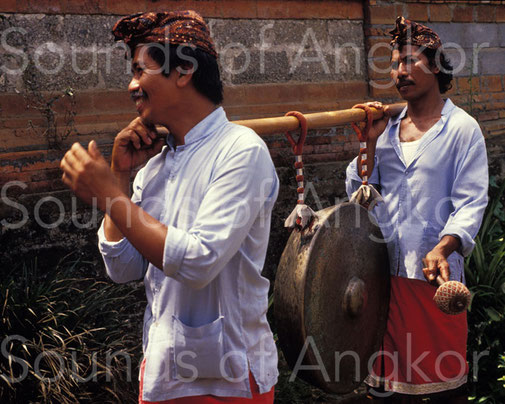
[112,10,217,58]
[390,16,442,50]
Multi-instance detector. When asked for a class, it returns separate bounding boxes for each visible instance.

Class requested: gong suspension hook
[350,104,374,186]
[285,111,308,206]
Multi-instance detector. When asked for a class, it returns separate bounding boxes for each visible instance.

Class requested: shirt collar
[166,107,227,149]
[390,98,454,126]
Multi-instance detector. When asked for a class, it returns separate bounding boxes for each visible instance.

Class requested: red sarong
[366,276,468,395]
[139,359,275,403]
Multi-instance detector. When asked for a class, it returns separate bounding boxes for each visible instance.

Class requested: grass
[466,176,505,403]
[0,255,145,403]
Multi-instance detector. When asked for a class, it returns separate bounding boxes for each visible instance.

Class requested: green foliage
[0,257,144,403]
[466,176,505,403]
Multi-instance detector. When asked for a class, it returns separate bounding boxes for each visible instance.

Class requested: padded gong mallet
[433,275,471,315]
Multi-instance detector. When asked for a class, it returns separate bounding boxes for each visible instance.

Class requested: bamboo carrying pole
[232,103,406,135]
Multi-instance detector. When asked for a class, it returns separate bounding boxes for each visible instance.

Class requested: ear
[427,56,440,74]
[175,66,194,88]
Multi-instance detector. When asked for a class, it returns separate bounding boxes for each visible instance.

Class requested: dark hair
[421,48,453,94]
[134,43,223,105]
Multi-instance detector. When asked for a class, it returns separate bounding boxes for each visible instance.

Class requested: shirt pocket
[421,224,441,253]
[172,315,231,380]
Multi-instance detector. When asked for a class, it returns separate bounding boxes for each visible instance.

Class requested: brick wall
[1,1,504,275]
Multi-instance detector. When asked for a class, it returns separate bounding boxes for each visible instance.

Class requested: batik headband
[112,10,217,58]
[390,16,442,50]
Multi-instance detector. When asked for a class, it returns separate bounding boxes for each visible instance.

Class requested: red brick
[266,140,283,149]
[478,111,500,122]
[480,76,503,93]
[367,37,392,58]
[484,101,504,113]
[16,0,64,13]
[406,3,428,22]
[429,4,452,22]
[453,6,473,23]
[368,5,396,24]
[92,91,135,113]
[256,0,289,18]
[73,121,122,136]
[20,159,61,173]
[225,100,343,121]
[223,82,352,107]
[106,0,147,15]
[336,0,363,20]
[64,0,106,14]
[369,79,398,99]
[302,0,362,20]
[218,0,257,18]
[470,94,488,104]
[3,0,363,19]
[223,86,246,105]
[368,44,393,59]
[445,83,456,96]
[0,0,16,12]
[52,92,93,115]
[73,92,95,114]
[497,6,505,23]
[369,57,392,71]
[3,117,45,129]
[189,1,220,18]
[491,92,505,101]
[457,77,479,95]
[476,5,496,22]
[365,27,390,37]
[257,0,362,20]
[311,144,333,154]
[146,1,217,17]
[337,82,368,100]
[305,136,331,146]
[0,94,31,117]
[73,112,137,126]
[368,70,391,81]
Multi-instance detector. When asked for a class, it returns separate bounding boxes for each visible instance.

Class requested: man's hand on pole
[366,101,391,143]
[357,101,391,180]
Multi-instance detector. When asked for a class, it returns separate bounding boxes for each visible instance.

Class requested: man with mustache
[60,10,278,403]
[346,17,488,403]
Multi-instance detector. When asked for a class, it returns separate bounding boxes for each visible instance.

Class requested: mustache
[397,80,415,88]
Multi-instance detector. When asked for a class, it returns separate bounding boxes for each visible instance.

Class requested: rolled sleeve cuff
[163,225,190,277]
[97,220,132,257]
[439,226,475,257]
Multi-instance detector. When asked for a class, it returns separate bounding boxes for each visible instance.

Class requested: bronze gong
[274,202,390,394]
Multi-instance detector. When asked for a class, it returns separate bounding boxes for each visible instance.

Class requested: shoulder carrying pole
[233,103,406,135]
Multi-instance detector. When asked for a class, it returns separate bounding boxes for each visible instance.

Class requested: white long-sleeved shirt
[346,99,488,282]
[98,107,279,401]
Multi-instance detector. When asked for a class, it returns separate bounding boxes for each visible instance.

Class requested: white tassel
[350,184,383,210]
[284,204,317,229]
